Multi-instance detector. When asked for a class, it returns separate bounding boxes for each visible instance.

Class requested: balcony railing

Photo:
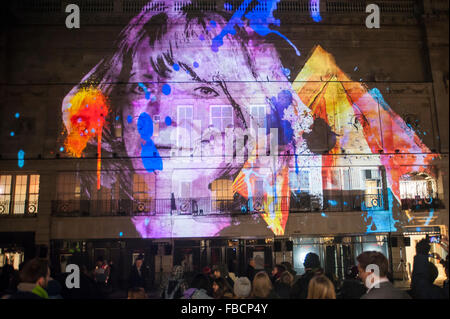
[0,200,38,217]
[401,197,445,212]
[50,193,408,217]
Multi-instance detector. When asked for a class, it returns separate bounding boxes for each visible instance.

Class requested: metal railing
[0,200,39,217]
[49,193,415,217]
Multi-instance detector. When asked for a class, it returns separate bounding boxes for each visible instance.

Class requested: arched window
[400,172,439,211]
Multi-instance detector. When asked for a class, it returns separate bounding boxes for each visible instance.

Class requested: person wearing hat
[233,277,252,299]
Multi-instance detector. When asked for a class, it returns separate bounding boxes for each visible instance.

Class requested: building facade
[0,0,448,289]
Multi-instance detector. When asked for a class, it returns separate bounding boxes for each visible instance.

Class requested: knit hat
[233,277,251,298]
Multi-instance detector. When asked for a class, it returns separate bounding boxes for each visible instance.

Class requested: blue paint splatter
[137,112,163,173]
[199,34,205,41]
[10,132,15,137]
[162,84,171,95]
[127,115,133,123]
[224,3,233,10]
[193,61,199,68]
[343,201,348,206]
[138,82,151,100]
[115,115,120,121]
[15,113,20,118]
[282,67,291,77]
[362,188,399,233]
[328,200,338,206]
[310,0,322,22]
[266,90,294,145]
[354,66,358,71]
[144,218,150,226]
[212,0,300,56]
[321,212,328,218]
[165,116,172,126]
[59,147,64,152]
[173,63,180,71]
[210,20,217,28]
[119,232,123,237]
[18,150,25,168]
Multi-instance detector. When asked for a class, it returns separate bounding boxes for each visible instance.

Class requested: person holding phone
[410,238,448,299]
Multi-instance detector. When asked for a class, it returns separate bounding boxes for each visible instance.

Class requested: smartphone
[429,235,441,244]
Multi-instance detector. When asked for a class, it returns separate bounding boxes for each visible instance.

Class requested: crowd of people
[0,238,448,300]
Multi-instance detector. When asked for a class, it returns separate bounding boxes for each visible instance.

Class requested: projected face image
[61,1,439,238]
[122,19,299,187]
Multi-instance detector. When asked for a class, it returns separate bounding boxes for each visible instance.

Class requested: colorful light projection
[292,45,438,232]
[212,0,300,56]
[60,2,438,238]
[62,86,109,190]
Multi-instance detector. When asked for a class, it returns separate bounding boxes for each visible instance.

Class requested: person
[307,274,336,299]
[0,264,18,297]
[338,265,367,299]
[281,261,297,277]
[246,259,257,282]
[233,277,252,299]
[61,1,317,240]
[128,287,147,299]
[409,238,447,299]
[212,277,234,299]
[251,271,279,299]
[46,278,63,299]
[212,264,234,289]
[271,264,286,284]
[94,258,108,286]
[273,271,294,298]
[8,258,50,299]
[129,255,147,289]
[357,251,411,299]
[182,273,212,299]
[290,252,323,299]
[161,265,187,299]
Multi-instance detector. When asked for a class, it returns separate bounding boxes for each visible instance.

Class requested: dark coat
[361,281,411,299]
[246,265,257,282]
[290,269,321,299]
[410,254,448,299]
[129,265,146,289]
[338,279,367,299]
[273,282,291,299]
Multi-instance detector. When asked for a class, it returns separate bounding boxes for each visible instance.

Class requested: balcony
[0,200,38,217]
[50,193,402,217]
[401,197,445,212]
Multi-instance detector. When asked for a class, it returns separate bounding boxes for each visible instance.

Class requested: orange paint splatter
[63,86,109,189]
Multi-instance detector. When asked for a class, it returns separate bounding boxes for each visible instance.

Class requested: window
[57,173,80,200]
[363,168,383,209]
[211,179,233,211]
[180,181,191,198]
[210,105,233,132]
[250,105,268,153]
[0,175,12,215]
[289,170,310,193]
[133,174,150,201]
[0,174,39,215]
[400,172,439,211]
[14,175,28,214]
[177,105,193,149]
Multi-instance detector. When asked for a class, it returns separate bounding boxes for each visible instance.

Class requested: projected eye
[194,86,219,97]
[132,83,145,95]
